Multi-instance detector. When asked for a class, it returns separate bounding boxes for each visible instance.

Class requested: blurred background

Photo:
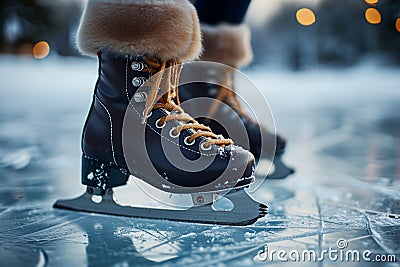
[0,0,399,69]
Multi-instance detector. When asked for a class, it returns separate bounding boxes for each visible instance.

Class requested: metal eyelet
[208,88,219,96]
[142,110,152,118]
[132,77,146,87]
[155,119,166,129]
[207,69,218,76]
[169,128,180,138]
[134,92,147,102]
[131,62,145,71]
[184,136,195,146]
[200,141,212,151]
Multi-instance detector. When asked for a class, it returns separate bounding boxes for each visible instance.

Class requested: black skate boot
[54,0,267,225]
[79,53,255,194]
[179,23,294,180]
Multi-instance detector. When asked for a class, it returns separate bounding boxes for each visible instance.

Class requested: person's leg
[194,0,251,25]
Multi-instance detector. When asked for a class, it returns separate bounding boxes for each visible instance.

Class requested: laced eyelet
[169,128,180,138]
[200,141,212,151]
[184,136,195,146]
[155,118,166,129]
[134,92,147,102]
[207,69,218,76]
[207,88,219,96]
[142,110,152,118]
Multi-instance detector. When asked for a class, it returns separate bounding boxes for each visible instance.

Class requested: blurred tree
[378,0,400,64]
[0,0,81,56]
[251,3,303,69]
[316,0,372,66]
[0,0,57,53]
[251,0,400,68]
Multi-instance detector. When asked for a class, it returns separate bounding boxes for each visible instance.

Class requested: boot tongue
[141,59,181,123]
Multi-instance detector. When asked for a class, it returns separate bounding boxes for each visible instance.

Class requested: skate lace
[207,69,257,125]
[141,58,233,148]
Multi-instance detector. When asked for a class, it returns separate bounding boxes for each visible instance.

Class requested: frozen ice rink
[0,57,399,266]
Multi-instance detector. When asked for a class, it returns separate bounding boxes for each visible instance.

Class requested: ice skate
[54,0,267,226]
[179,23,294,179]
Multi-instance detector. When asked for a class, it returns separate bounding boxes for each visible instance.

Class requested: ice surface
[0,56,399,266]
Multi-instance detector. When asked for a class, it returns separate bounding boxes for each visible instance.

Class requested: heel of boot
[81,155,129,195]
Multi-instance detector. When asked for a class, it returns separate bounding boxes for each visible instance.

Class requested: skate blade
[266,154,295,179]
[53,189,267,226]
[115,176,255,209]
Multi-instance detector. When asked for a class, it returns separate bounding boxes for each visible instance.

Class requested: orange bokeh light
[365,8,381,24]
[296,8,316,26]
[33,41,50,59]
[396,18,400,33]
[365,0,378,5]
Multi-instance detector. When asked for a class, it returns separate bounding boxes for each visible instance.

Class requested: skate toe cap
[231,146,255,179]
[243,152,255,179]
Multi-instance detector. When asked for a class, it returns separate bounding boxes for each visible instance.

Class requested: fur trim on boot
[77,0,201,61]
[201,23,253,68]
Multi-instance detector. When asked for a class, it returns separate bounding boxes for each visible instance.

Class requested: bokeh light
[296,8,316,26]
[365,8,381,25]
[365,0,379,5]
[33,41,50,59]
[396,18,400,33]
